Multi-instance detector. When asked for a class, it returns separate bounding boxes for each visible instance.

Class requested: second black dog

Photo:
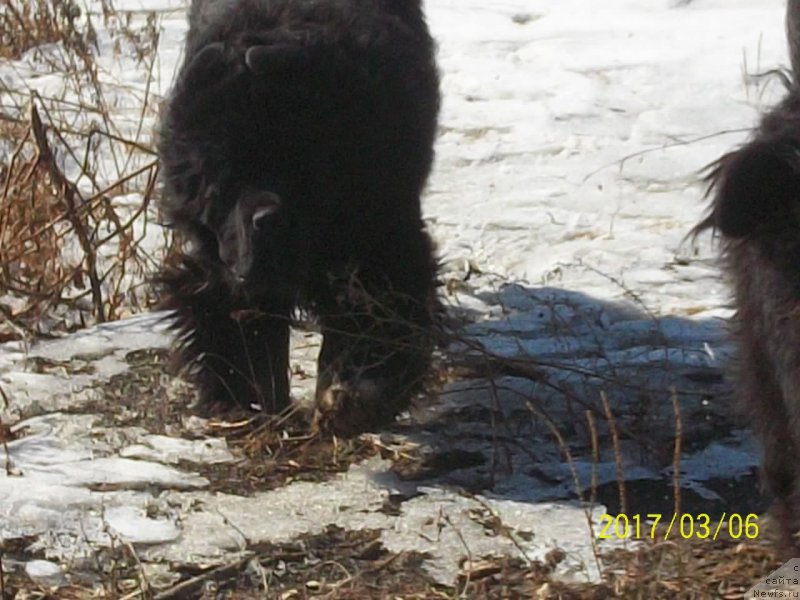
[694,0,800,555]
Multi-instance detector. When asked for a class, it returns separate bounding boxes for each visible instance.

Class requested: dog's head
[214,187,286,287]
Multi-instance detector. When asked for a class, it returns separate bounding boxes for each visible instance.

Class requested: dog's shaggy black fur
[157,0,440,435]
[694,0,800,555]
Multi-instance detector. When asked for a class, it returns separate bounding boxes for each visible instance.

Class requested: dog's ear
[183,42,228,88]
[710,139,800,238]
[252,202,281,231]
[245,44,308,74]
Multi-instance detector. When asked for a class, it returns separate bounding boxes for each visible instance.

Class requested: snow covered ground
[0,0,788,590]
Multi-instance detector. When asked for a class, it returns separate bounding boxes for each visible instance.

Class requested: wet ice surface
[0,0,783,589]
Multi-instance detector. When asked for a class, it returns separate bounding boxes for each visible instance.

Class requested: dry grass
[0,524,783,599]
[0,0,175,340]
[0,0,78,60]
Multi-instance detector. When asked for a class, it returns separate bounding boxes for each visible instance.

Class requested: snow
[0,0,787,590]
[119,434,235,464]
[428,0,784,320]
[24,560,67,588]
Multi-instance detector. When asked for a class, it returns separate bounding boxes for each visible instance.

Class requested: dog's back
[159,0,440,242]
[155,0,441,433]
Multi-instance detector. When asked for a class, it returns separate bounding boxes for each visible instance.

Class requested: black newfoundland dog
[694,0,800,555]
[157,0,441,436]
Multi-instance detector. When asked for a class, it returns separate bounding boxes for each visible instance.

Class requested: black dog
[157,0,441,436]
[694,0,800,555]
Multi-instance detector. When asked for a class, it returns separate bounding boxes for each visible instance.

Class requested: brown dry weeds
[0,0,174,341]
[0,524,783,599]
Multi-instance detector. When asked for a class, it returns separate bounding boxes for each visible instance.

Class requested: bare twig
[153,557,253,600]
[600,391,627,516]
[670,387,683,517]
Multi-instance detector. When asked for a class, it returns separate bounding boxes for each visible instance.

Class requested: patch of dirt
[599,528,782,599]
[159,526,438,599]
[2,524,782,598]
[193,419,380,495]
[71,348,189,434]
[72,347,380,495]
[24,355,98,376]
